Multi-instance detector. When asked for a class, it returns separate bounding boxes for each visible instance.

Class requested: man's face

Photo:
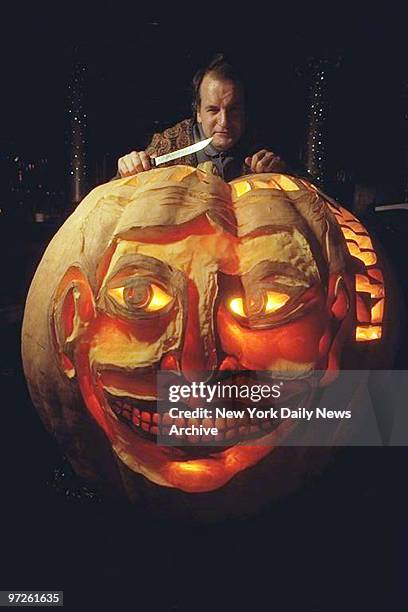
[196,73,245,151]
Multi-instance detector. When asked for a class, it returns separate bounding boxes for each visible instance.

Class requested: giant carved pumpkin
[22,163,393,519]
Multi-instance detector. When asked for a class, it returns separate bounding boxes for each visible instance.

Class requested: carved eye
[264,291,290,313]
[229,297,246,317]
[108,283,173,313]
[228,291,290,318]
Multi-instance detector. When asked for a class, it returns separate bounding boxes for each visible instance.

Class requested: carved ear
[320,273,353,383]
[52,266,96,378]
[328,275,350,321]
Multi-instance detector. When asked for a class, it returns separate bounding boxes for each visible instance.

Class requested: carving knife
[151,136,213,166]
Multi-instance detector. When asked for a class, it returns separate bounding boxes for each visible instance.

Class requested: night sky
[2,7,407,196]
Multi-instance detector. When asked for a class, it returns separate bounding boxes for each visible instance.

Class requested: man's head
[193,54,245,151]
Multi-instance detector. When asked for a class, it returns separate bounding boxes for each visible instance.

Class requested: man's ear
[196,107,202,124]
[319,273,353,383]
[51,266,96,378]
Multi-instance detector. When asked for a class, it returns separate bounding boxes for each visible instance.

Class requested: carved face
[25,163,387,510]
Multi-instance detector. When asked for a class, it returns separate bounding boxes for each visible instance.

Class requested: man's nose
[180,281,217,382]
[218,110,228,127]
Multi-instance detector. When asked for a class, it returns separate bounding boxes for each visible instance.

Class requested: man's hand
[117,151,155,177]
[245,150,286,174]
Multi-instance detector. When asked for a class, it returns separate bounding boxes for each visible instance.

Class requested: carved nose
[180,281,216,382]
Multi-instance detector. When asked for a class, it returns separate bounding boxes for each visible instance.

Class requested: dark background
[2,7,408,202]
[1,7,408,611]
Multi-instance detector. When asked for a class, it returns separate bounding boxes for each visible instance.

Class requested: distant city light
[69,55,88,203]
[307,62,329,185]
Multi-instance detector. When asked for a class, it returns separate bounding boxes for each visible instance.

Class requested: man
[116,54,285,181]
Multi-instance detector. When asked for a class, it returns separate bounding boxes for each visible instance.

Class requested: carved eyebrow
[241,260,311,287]
[104,254,176,287]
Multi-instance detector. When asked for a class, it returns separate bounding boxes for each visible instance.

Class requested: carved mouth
[89,376,311,491]
[105,390,283,449]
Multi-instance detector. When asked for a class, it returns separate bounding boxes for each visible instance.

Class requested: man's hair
[191,53,245,113]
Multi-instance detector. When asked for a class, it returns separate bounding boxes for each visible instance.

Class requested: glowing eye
[264,291,289,313]
[108,283,173,312]
[108,286,126,306]
[228,291,290,318]
[229,297,246,317]
[145,284,173,312]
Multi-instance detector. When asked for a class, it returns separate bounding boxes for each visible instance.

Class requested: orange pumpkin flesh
[21,164,391,514]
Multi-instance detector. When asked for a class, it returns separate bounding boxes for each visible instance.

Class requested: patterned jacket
[145,118,253,177]
[114,118,306,180]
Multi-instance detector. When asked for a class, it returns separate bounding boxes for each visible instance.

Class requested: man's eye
[108,283,173,312]
[228,291,290,318]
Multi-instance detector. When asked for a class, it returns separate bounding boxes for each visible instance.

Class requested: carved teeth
[106,393,281,443]
[162,413,173,426]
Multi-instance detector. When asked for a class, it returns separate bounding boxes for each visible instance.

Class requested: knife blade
[375,204,408,211]
[151,136,213,167]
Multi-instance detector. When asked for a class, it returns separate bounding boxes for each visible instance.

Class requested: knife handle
[150,155,157,168]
